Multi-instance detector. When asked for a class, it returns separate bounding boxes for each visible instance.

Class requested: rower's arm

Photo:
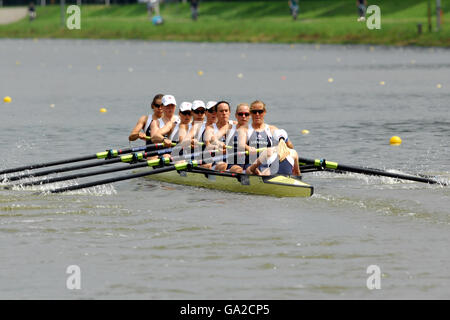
[178,124,189,144]
[292,150,301,176]
[155,119,176,138]
[203,126,215,148]
[128,115,148,141]
[246,150,268,175]
[149,119,162,143]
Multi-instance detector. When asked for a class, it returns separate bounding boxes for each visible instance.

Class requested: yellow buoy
[237,73,243,79]
[96,65,101,71]
[197,70,204,76]
[3,96,12,103]
[436,84,442,89]
[390,136,402,145]
[100,108,107,113]
[328,77,334,83]
[301,129,310,135]
[379,81,385,85]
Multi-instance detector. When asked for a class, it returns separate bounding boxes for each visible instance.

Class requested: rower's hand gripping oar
[0,142,176,176]
[299,157,448,186]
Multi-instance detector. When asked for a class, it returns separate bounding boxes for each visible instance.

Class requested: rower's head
[179,102,192,124]
[162,94,177,117]
[192,100,206,122]
[151,93,164,117]
[235,103,250,126]
[205,100,217,123]
[216,101,231,123]
[250,100,266,125]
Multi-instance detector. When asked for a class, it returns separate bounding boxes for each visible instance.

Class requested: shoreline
[2,37,449,51]
[0,3,448,47]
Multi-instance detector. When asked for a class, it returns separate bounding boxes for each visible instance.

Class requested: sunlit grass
[0,1,448,46]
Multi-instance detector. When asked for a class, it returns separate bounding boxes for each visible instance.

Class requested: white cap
[162,95,176,106]
[206,101,217,110]
[273,129,288,143]
[192,100,205,110]
[179,102,192,112]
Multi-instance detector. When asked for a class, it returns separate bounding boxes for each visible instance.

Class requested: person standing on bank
[189,0,199,21]
[288,0,299,20]
[357,0,368,22]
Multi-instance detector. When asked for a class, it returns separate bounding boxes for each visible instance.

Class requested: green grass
[0,1,449,46]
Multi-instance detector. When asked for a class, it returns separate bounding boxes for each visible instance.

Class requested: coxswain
[246,129,300,176]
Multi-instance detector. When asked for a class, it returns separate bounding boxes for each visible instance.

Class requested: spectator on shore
[28,2,36,22]
[288,0,299,21]
[189,0,199,21]
[356,0,367,22]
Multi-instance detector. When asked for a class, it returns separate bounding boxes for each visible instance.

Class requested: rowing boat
[144,168,314,197]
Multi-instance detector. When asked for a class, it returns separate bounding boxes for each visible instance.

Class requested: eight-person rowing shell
[128,94,301,177]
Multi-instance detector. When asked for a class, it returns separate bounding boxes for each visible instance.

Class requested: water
[0,39,449,299]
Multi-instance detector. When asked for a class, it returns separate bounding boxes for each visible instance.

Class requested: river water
[0,39,449,299]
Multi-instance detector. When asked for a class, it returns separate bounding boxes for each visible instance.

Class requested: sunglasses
[180,111,191,116]
[193,109,205,114]
[153,103,162,108]
[251,109,265,115]
[207,108,217,114]
[237,112,250,117]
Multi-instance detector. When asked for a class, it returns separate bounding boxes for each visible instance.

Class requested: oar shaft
[50,161,191,194]
[299,157,443,185]
[4,147,173,182]
[19,162,152,187]
[0,142,174,175]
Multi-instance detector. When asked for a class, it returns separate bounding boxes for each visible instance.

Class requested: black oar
[0,142,175,175]
[3,147,174,183]
[49,160,197,194]
[13,148,213,187]
[47,149,252,194]
[299,157,447,185]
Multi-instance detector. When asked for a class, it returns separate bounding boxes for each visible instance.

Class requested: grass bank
[0,1,449,46]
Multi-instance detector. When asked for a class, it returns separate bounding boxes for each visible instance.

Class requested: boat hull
[145,170,313,197]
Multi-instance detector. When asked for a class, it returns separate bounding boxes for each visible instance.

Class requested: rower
[204,101,235,170]
[128,94,164,145]
[226,103,251,173]
[151,94,179,146]
[177,102,193,143]
[246,129,301,176]
[170,102,193,162]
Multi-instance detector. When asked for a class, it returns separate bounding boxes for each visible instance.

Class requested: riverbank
[0,1,448,47]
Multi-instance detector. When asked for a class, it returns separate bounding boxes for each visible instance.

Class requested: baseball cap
[192,100,206,110]
[273,129,288,143]
[179,102,192,112]
[162,95,176,106]
[206,101,217,110]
